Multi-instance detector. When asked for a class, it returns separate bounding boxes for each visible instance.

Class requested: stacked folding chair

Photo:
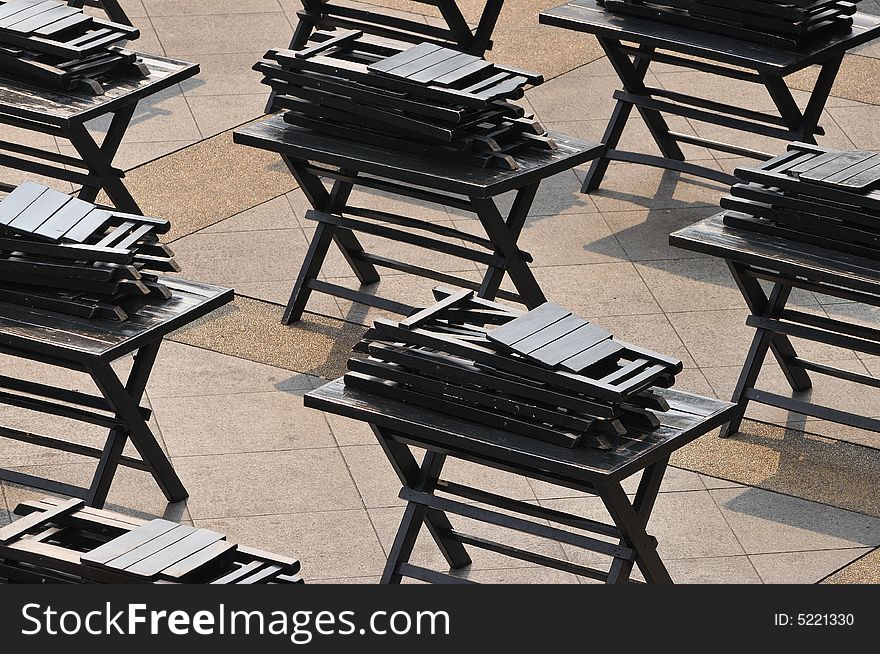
[0,0,144,93]
[0,497,304,584]
[600,0,860,49]
[0,181,179,320]
[258,28,556,170]
[721,142,880,259]
[347,288,683,449]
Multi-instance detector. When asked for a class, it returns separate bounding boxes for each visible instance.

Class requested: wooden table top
[0,52,199,126]
[539,2,880,75]
[305,378,736,484]
[670,212,880,296]
[0,277,232,364]
[233,114,603,198]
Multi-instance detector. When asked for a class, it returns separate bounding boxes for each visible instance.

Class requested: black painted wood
[234,114,600,324]
[670,212,880,438]
[0,53,197,212]
[1,497,303,583]
[539,2,879,191]
[305,378,734,583]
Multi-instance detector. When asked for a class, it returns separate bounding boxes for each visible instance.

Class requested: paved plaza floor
[0,0,878,583]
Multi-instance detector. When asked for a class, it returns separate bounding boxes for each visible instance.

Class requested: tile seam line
[816,544,879,583]
[705,484,880,523]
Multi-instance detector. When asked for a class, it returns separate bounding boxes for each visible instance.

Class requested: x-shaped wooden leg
[374,427,471,584]
[582,39,684,192]
[86,341,187,506]
[67,104,140,213]
[472,186,546,309]
[599,458,671,584]
[721,264,807,437]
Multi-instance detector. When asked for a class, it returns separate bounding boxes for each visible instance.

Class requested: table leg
[599,458,671,584]
[85,341,160,508]
[281,161,381,323]
[86,344,188,504]
[373,426,472,571]
[722,269,801,437]
[285,159,380,284]
[67,104,140,213]
[728,262,811,392]
[761,55,841,145]
[380,450,458,584]
[582,39,684,193]
[472,192,546,308]
[798,54,844,145]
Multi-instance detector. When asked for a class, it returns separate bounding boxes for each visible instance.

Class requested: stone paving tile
[532,262,661,317]
[178,52,269,97]
[664,556,762,584]
[80,85,203,143]
[152,390,336,457]
[667,308,853,369]
[148,340,319,398]
[127,130,297,242]
[328,270,485,328]
[324,413,379,447]
[143,0,285,16]
[526,67,661,123]
[513,212,628,268]
[603,206,718,262]
[822,548,880,584]
[151,13,294,56]
[169,296,365,378]
[201,194,300,234]
[749,549,872,585]
[826,103,880,150]
[710,487,880,554]
[450,566,581,583]
[172,448,362,519]
[195,510,389,581]
[547,115,715,161]
[579,162,729,213]
[790,53,880,106]
[171,227,310,288]
[60,140,198,172]
[528,465,705,501]
[634,258,819,314]
[673,420,880,518]
[702,358,879,436]
[341,445,407,509]
[699,475,745,490]
[541,490,746,565]
[186,94,268,137]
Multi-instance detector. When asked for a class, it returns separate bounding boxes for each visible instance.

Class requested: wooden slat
[81,518,178,566]
[0,497,83,544]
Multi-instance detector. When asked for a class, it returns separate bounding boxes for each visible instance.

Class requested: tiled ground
[1,0,879,584]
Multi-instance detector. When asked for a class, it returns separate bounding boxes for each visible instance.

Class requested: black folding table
[671,213,880,438]
[539,2,880,191]
[234,115,602,324]
[0,52,198,213]
[306,378,736,584]
[0,278,232,508]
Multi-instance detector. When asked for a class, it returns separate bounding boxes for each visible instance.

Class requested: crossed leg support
[374,426,672,584]
[85,340,188,507]
[720,262,811,437]
[0,340,188,509]
[281,158,546,324]
[581,37,843,192]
